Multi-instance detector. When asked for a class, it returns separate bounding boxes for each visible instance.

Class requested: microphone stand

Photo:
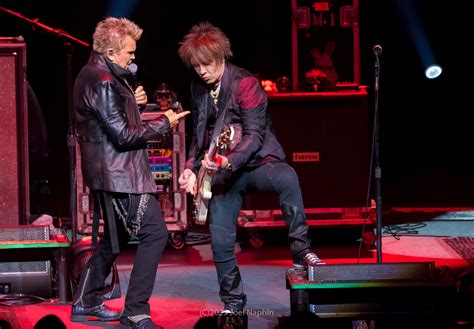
[373,49,383,263]
[0,7,89,244]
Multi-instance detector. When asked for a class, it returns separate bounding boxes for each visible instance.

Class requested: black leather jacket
[186,62,286,174]
[74,52,170,193]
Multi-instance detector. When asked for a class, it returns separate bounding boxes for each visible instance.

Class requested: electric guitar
[193,126,235,224]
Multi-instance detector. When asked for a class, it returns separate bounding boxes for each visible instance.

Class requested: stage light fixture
[425,64,442,79]
[393,1,442,80]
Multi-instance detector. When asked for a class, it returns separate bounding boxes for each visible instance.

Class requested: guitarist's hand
[178,168,197,196]
[202,154,229,171]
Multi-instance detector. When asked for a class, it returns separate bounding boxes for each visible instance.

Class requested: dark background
[0,0,471,219]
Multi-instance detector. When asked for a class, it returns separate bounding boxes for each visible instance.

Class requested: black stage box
[243,88,369,209]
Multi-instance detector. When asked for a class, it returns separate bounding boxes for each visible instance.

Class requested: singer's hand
[164,109,190,128]
[134,85,148,105]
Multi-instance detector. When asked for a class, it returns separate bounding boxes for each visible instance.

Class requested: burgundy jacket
[186,62,286,174]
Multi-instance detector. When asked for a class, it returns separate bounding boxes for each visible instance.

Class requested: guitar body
[193,167,213,225]
[192,125,235,225]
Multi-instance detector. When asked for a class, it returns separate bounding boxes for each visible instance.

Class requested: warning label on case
[292,152,320,162]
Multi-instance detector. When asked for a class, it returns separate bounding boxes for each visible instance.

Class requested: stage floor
[0,215,473,329]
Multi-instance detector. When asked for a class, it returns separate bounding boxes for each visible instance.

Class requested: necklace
[210,82,221,104]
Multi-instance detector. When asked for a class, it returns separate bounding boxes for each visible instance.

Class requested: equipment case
[237,1,372,247]
[291,0,361,91]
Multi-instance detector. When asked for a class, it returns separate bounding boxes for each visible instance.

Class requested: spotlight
[425,65,442,79]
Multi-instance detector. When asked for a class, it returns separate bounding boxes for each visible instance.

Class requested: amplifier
[0,37,29,225]
[0,261,52,298]
[0,225,53,298]
[287,262,456,320]
[243,89,370,210]
[0,225,49,241]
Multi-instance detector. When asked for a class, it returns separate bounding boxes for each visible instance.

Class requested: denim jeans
[208,161,313,310]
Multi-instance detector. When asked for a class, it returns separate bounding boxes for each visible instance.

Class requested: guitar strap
[209,108,227,154]
[208,66,236,150]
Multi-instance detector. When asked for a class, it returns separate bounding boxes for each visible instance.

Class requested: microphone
[373,45,382,56]
[128,63,138,90]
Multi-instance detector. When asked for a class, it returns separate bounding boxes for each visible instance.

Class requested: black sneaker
[293,252,325,268]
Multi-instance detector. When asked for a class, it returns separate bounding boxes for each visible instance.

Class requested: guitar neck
[207,126,231,162]
[207,142,220,161]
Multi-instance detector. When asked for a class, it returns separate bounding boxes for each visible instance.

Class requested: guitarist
[177,22,324,316]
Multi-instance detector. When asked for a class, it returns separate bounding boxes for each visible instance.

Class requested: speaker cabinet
[0,225,52,298]
[287,262,456,321]
[0,37,29,225]
[243,90,369,210]
[0,261,52,298]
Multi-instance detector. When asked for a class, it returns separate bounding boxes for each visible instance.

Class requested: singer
[71,17,188,329]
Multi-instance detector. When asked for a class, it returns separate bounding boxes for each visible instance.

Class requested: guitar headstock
[217,125,234,150]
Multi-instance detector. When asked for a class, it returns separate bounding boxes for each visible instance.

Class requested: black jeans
[74,193,168,317]
[208,161,313,310]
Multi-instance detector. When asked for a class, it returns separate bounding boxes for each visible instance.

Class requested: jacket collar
[88,51,131,79]
[215,62,235,110]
